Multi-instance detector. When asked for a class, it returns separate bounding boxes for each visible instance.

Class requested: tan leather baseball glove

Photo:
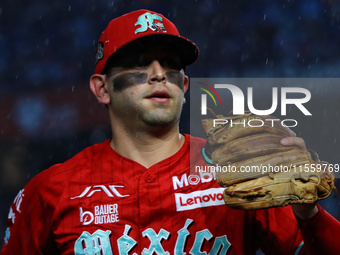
[202,111,336,210]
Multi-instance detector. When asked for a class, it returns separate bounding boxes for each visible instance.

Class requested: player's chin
[141,109,180,125]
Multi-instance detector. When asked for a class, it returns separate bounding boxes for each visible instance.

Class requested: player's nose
[148,60,167,84]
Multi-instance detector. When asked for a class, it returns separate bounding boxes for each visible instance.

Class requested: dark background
[1,0,340,249]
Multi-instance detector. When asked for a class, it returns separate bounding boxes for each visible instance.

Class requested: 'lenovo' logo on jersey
[71,185,129,199]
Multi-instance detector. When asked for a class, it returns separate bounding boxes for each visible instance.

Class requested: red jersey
[1,134,339,254]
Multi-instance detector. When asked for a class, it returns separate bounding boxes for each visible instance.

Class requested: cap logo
[95,42,104,64]
[135,12,166,34]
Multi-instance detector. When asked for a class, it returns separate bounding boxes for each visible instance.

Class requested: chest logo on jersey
[175,188,225,211]
[80,204,119,225]
[74,219,231,254]
[71,185,129,199]
[172,172,216,190]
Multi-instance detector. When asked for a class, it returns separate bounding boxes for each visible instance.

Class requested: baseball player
[1,9,340,255]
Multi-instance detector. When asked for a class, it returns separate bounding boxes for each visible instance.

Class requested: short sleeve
[1,165,60,255]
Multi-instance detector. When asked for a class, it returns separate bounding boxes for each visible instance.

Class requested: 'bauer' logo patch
[135,12,166,34]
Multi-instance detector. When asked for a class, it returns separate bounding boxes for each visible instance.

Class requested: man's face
[104,46,188,128]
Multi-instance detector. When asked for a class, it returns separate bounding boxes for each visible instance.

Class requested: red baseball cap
[94,9,199,74]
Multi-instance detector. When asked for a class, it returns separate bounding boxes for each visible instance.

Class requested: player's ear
[183,75,189,93]
[90,74,110,105]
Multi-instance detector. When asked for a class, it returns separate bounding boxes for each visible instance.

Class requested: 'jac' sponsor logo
[71,185,129,199]
[172,172,216,190]
[175,188,225,211]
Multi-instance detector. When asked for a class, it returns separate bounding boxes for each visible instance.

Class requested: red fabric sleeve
[254,206,304,254]
[253,204,340,254]
[296,203,340,255]
[1,165,60,255]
